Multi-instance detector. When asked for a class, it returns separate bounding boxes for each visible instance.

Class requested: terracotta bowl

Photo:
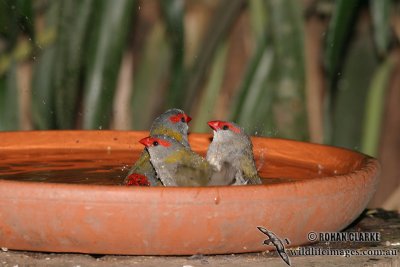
[0,131,379,255]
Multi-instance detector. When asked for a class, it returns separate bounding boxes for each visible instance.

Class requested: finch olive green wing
[173,165,211,186]
[164,149,211,186]
[240,154,262,184]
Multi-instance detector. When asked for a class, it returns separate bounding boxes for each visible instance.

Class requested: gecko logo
[257,226,291,266]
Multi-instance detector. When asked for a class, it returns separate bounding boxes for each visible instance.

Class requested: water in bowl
[0,149,335,185]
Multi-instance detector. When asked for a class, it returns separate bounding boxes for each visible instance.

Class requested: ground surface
[1,209,399,267]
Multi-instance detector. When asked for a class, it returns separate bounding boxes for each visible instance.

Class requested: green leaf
[233,40,275,133]
[232,0,307,139]
[361,56,395,156]
[131,23,171,130]
[53,0,94,129]
[230,30,269,121]
[0,0,34,48]
[31,1,61,129]
[31,45,58,129]
[370,0,391,56]
[192,41,229,133]
[267,0,308,140]
[160,0,185,108]
[183,0,244,111]
[0,62,19,130]
[249,0,268,41]
[230,3,272,134]
[82,0,136,129]
[324,0,361,86]
[0,0,19,51]
[241,50,276,135]
[16,0,35,41]
[332,28,379,150]
[323,0,362,143]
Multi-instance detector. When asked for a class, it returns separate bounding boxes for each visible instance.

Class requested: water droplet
[42,100,46,105]
[98,126,102,130]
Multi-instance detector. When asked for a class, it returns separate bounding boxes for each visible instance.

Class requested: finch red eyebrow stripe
[224,123,241,133]
[208,120,241,133]
[139,137,171,147]
[154,138,171,147]
[169,114,182,123]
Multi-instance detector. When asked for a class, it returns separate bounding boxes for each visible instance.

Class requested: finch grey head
[150,108,192,148]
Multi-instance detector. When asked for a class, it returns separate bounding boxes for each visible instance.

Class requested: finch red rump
[139,137,171,147]
[169,113,192,123]
[207,120,241,134]
[126,173,150,186]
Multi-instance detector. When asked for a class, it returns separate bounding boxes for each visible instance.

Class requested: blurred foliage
[0,0,399,155]
[331,22,378,151]
[31,0,61,129]
[0,61,19,130]
[361,55,395,156]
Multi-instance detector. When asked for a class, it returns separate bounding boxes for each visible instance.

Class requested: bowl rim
[0,130,380,196]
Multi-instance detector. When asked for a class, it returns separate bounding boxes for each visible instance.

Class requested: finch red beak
[139,137,153,147]
[185,114,192,123]
[207,120,221,131]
